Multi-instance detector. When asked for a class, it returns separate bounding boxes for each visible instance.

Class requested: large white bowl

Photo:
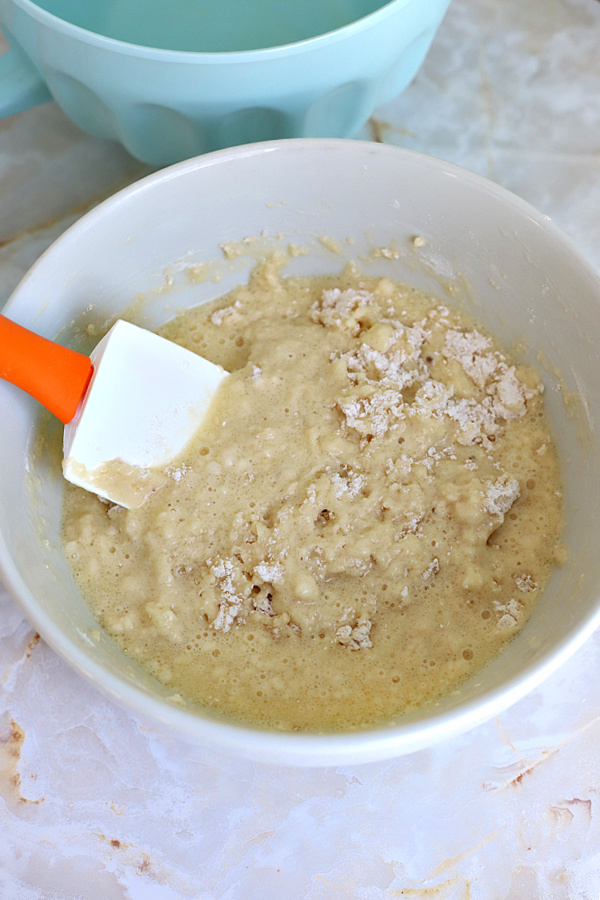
[2,139,600,766]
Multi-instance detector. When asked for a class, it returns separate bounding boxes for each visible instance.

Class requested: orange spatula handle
[0,314,93,424]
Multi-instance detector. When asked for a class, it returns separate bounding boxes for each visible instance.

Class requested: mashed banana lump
[62,259,564,732]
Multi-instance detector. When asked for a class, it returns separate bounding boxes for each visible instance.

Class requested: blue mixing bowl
[0,0,452,164]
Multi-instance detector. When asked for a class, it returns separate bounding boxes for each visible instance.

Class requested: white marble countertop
[2,0,600,896]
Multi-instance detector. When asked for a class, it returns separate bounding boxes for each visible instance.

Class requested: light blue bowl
[0,0,451,165]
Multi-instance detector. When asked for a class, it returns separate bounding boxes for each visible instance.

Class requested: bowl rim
[3,137,600,766]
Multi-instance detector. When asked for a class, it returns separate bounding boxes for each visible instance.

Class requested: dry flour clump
[208,558,249,632]
[334,303,542,454]
[310,287,374,334]
[485,475,521,516]
[336,617,373,650]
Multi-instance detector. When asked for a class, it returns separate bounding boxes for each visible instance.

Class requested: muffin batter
[62,259,564,732]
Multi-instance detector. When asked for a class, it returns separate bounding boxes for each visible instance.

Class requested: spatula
[0,314,228,508]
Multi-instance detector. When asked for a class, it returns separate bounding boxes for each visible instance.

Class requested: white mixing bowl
[2,139,600,766]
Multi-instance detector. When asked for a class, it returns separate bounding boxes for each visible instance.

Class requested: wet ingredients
[61,259,564,732]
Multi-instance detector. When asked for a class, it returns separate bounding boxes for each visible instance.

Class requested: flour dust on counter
[61,257,564,732]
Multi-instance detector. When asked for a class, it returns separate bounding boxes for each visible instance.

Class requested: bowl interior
[2,140,600,765]
[27,0,396,52]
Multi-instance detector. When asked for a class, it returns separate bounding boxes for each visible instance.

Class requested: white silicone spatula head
[0,314,228,508]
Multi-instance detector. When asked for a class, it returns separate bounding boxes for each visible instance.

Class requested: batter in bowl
[61,257,564,731]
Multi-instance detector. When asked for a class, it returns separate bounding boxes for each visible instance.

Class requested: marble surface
[2,0,600,896]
